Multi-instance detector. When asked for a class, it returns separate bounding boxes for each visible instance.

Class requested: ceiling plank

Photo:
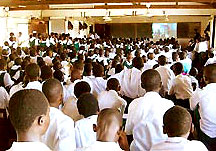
[9,4,214,11]
[0,0,214,7]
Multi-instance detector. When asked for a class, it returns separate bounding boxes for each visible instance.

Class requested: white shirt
[118,68,145,99]
[25,81,42,92]
[62,97,83,121]
[129,92,174,151]
[10,82,24,97]
[0,87,9,109]
[191,83,216,138]
[42,107,76,151]
[88,77,107,97]
[144,59,157,71]
[156,65,175,93]
[44,56,53,66]
[75,115,98,148]
[150,137,208,151]
[97,90,127,114]
[0,71,14,87]
[7,142,51,151]
[169,74,193,100]
[205,56,216,66]
[76,141,123,151]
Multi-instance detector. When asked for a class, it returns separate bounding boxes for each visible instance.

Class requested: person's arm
[118,131,129,151]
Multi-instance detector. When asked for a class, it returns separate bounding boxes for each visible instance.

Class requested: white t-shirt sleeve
[4,73,14,87]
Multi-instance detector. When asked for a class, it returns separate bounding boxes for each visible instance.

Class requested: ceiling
[0,0,215,11]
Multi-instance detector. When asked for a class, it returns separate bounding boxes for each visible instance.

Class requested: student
[42,78,76,151]
[62,81,91,121]
[40,65,53,82]
[169,62,193,108]
[190,64,216,151]
[156,55,175,95]
[97,78,127,114]
[126,69,174,151]
[89,64,107,97]
[0,86,10,111]
[75,93,99,148]
[151,106,208,151]
[179,51,192,74]
[76,108,129,151]
[25,63,42,91]
[7,89,51,151]
[0,59,14,91]
[123,52,133,69]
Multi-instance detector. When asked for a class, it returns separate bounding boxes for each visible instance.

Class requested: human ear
[38,115,45,126]
[93,124,97,132]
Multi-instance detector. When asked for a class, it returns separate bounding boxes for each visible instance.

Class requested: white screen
[152,23,177,40]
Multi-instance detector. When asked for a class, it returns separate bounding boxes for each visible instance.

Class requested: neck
[17,131,41,142]
[29,77,39,82]
[50,102,59,108]
[97,131,116,142]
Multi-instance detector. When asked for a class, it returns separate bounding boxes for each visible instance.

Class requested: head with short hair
[9,89,49,136]
[14,57,22,66]
[203,64,216,84]
[77,93,98,118]
[189,67,198,77]
[25,63,41,80]
[0,59,7,70]
[173,62,183,76]
[74,81,91,98]
[53,69,64,82]
[40,65,53,81]
[132,57,144,70]
[158,55,167,66]
[70,69,83,82]
[94,108,122,142]
[42,78,63,108]
[163,106,192,137]
[93,64,104,77]
[107,78,120,92]
[84,63,92,76]
[141,69,162,92]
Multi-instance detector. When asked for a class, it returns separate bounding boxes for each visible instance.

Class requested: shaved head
[42,78,63,107]
[141,69,162,92]
[204,64,216,84]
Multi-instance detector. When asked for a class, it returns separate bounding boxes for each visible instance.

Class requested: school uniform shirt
[44,56,53,66]
[118,68,145,99]
[129,92,174,151]
[97,90,127,114]
[150,137,208,151]
[42,107,76,151]
[0,87,9,109]
[156,65,175,93]
[169,74,193,100]
[76,141,123,151]
[9,82,24,97]
[75,115,98,148]
[144,59,158,71]
[204,56,216,66]
[88,77,107,97]
[0,71,14,87]
[64,81,76,102]
[62,96,83,121]
[191,83,216,138]
[7,142,51,151]
[25,81,42,92]
[179,58,192,74]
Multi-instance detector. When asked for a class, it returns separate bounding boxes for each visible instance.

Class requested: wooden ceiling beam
[0,0,214,7]
[9,4,215,11]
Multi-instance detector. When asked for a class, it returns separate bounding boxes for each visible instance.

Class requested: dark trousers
[199,130,216,151]
[122,95,134,114]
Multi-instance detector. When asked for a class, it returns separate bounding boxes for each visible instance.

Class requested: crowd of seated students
[0,31,214,151]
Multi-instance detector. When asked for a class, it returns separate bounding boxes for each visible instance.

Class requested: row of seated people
[0,35,215,151]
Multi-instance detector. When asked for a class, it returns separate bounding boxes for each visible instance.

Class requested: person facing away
[97,78,127,114]
[151,105,208,151]
[7,89,51,151]
[76,108,129,151]
[190,64,216,151]
[75,93,99,148]
[126,69,174,151]
[42,78,76,151]
[62,81,91,121]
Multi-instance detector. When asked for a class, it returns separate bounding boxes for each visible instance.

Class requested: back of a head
[204,64,216,83]
[107,78,120,91]
[0,59,7,70]
[84,63,92,75]
[93,64,104,77]
[173,62,183,75]
[141,69,161,92]
[163,106,192,137]
[9,89,49,133]
[115,64,124,74]
[53,69,64,82]
[25,63,40,79]
[42,78,63,106]
[73,61,84,71]
[158,55,167,66]
[40,65,53,81]
[132,57,144,70]
[74,81,91,98]
[77,93,98,118]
